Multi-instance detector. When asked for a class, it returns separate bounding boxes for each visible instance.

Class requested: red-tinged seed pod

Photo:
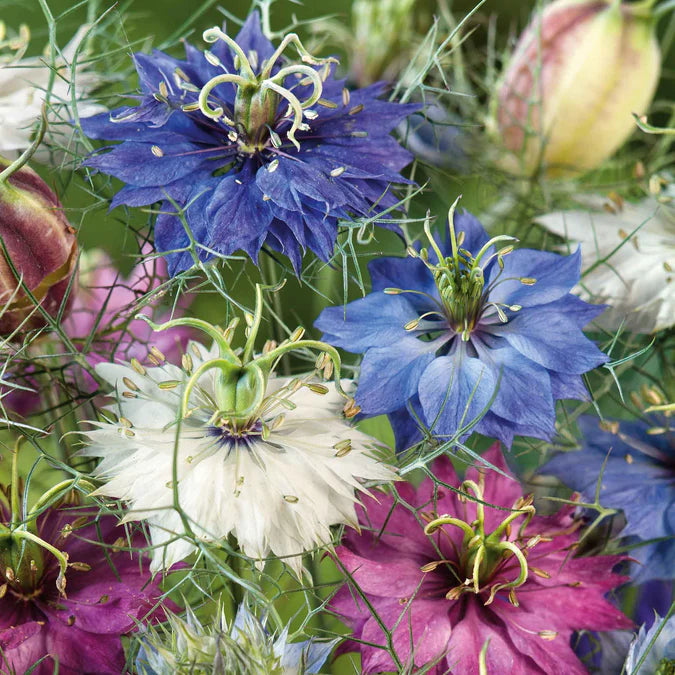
[0,157,78,334]
[490,0,661,177]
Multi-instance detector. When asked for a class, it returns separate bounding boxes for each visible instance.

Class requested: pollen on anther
[123,377,139,392]
[330,167,346,178]
[151,145,164,157]
[150,346,166,362]
[349,104,364,116]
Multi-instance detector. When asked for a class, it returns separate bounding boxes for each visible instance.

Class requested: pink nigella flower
[64,244,191,371]
[0,501,173,675]
[4,245,191,416]
[331,444,632,674]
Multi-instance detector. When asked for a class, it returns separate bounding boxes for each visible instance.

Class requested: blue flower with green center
[315,203,608,450]
[80,12,418,275]
[543,416,674,583]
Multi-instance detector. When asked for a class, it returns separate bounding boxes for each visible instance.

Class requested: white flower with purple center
[81,286,395,574]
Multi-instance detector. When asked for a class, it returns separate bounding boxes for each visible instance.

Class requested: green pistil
[137,283,350,434]
[423,472,538,607]
[416,198,520,341]
[195,27,337,151]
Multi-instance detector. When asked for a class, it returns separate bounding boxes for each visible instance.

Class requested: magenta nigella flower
[63,245,192,371]
[331,444,632,674]
[0,498,172,674]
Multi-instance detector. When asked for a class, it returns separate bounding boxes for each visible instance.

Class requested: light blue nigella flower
[543,416,675,583]
[315,204,608,451]
[80,12,418,276]
[624,613,675,675]
[136,602,335,674]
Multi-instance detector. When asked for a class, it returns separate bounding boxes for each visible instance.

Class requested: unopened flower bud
[491,0,661,177]
[0,158,78,333]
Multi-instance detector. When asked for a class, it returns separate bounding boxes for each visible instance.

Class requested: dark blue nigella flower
[543,416,674,583]
[315,204,608,450]
[79,12,418,275]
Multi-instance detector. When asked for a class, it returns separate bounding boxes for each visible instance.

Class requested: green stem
[28,479,95,520]
[256,340,347,397]
[10,438,22,529]
[1,529,68,595]
[424,515,475,541]
[0,106,47,185]
[136,315,240,365]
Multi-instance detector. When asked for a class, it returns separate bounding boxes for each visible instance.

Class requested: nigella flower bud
[0,157,78,333]
[491,0,661,177]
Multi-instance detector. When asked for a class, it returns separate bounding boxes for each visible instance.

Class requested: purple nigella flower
[80,12,418,275]
[331,444,632,674]
[315,205,608,450]
[0,502,172,674]
[543,416,674,583]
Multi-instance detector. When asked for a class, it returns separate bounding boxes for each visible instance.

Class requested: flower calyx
[423,470,540,607]
[196,25,338,152]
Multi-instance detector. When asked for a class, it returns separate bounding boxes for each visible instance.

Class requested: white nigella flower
[0,24,104,163]
[81,286,395,575]
[536,186,675,333]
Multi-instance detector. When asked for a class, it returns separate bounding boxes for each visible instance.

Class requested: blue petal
[368,256,439,312]
[387,402,425,452]
[86,141,215,187]
[473,343,556,438]
[355,338,442,415]
[255,156,352,213]
[631,538,675,583]
[488,248,582,308]
[417,352,498,439]
[206,166,273,255]
[548,371,590,401]
[234,11,276,66]
[315,293,419,352]
[495,303,608,374]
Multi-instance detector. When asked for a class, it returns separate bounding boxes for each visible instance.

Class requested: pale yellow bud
[491,0,661,177]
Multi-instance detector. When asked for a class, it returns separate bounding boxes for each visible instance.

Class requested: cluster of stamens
[420,471,551,610]
[0,443,93,603]
[118,284,358,461]
[194,28,337,153]
[386,200,538,342]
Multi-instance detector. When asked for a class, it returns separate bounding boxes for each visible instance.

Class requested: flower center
[422,472,544,607]
[196,27,337,153]
[208,419,264,450]
[386,201,536,344]
[418,203,520,341]
[136,283,355,450]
